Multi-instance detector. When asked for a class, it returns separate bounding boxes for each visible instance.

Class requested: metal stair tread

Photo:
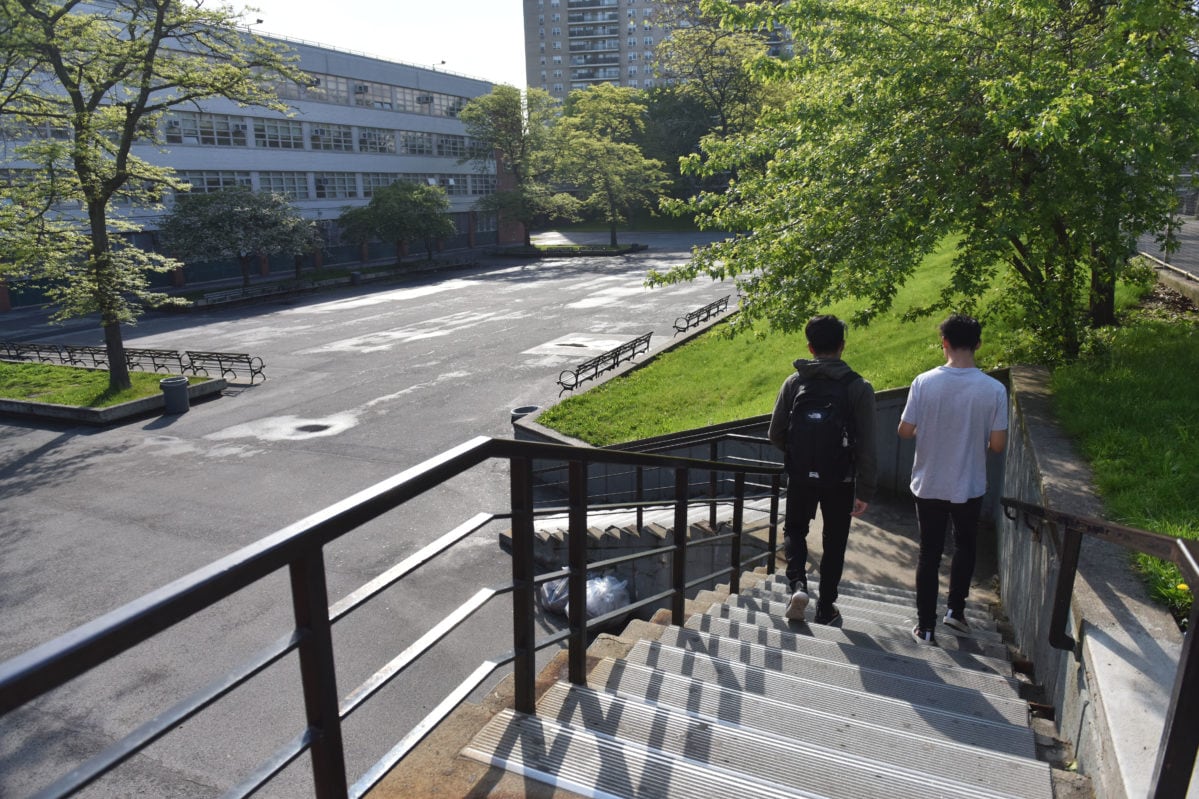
[686,611,1014,677]
[537,680,1053,799]
[464,708,818,799]
[723,592,1007,647]
[626,637,1029,726]
[657,625,1022,699]
[589,656,1037,759]
[755,576,997,627]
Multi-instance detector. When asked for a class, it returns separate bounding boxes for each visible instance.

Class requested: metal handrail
[1002,497,1199,799]
[0,434,783,799]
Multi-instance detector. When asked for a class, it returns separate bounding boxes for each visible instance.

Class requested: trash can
[350,271,362,286]
[159,376,190,415]
[510,405,539,425]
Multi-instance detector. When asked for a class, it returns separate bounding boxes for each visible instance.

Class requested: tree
[158,187,319,287]
[556,84,668,247]
[458,85,578,246]
[337,181,456,262]
[651,0,1199,358]
[0,0,303,390]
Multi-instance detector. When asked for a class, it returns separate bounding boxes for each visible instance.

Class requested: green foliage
[0,0,304,389]
[336,181,455,260]
[160,187,319,284]
[1051,317,1199,625]
[0,361,196,407]
[654,0,1199,359]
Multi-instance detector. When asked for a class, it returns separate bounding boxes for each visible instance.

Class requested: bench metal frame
[557,332,652,395]
[673,295,729,335]
[185,350,266,383]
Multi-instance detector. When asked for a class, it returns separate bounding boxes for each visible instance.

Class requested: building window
[165,112,248,147]
[436,134,468,158]
[258,171,310,200]
[311,124,353,151]
[400,131,434,155]
[175,170,251,193]
[437,175,467,196]
[362,173,402,197]
[305,73,350,104]
[628,66,638,76]
[353,80,394,110]
[314,172,357,199]
[253,118,304,149]
[358,127,397,153]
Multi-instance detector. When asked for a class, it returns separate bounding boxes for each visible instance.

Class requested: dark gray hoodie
[767,357,878,502]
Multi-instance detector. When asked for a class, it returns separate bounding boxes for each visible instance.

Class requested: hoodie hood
[791,357,855,380]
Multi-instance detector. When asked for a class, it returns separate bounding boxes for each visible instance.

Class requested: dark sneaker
[911,625,937,645]
[785,586,810,621]
[943,609,971,634]
[814,603,841,626]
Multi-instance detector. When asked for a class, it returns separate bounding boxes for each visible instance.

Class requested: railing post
[510,455,537,714]
[672,467,689,625]
[567,460,589,685]
[635,466,644,532]
[1150,540,1199,798]
[767,473,781,576]
[708,440,718,528]
[289,551,348,799]
[729,472,745,594]
[1049,524,1083,651]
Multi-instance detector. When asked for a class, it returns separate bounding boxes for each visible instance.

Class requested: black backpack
[785,371,859,485]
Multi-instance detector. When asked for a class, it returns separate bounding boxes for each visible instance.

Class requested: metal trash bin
[159,376,190,415]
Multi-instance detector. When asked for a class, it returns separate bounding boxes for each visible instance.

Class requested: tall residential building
[525,0,669,99]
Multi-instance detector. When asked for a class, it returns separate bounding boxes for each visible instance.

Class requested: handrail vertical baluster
[672,467,689,625]
[729,472,744,594]
[509,455,537,714]
[635,466,644,532]
[767,473,781,576]
[567,460,588,685]
[708,440,718,528]
[1049,524,1083,651]
[289,550,349,799]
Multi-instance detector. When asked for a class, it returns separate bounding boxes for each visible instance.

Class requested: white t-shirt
[900,366,1008,503]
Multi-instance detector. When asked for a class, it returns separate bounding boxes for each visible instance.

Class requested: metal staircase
[464,570,1054,799]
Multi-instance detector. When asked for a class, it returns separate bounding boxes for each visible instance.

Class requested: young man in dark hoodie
[767,315,877,625]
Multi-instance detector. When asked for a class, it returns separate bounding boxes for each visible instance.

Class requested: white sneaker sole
[785,591,809,621]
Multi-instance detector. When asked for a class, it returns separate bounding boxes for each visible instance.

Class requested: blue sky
[241,0,527,87]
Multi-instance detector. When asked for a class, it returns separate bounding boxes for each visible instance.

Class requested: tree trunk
[609,221,618,248]
[239,254,252,288]
[88,200,132,392]
[104,320,131,391]
[1090,261,1117,328]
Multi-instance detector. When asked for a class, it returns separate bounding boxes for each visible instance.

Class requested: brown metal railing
[0,435,783,799]
[1002,498,1199,799]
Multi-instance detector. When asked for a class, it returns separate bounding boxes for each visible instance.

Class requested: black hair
[805,314,846,356]
[939,314,982,350]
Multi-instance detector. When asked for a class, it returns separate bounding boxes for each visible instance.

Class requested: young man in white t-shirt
[898,315,1007,644]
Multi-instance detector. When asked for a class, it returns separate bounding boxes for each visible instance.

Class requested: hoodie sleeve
[852,377,878,502]
[767,375,795,451]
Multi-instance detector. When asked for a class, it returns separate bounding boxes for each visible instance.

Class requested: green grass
[1051,317,1199,623]
[539,241,985,444]
[0,361,198,407]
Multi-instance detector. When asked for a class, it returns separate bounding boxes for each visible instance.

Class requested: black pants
[784,479,854,608]
[914,495,982,630]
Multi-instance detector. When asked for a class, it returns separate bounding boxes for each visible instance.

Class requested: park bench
[64,345,109,369]
[556,332,652,396]
[124,348,189,374]
[673,294,730,335]
[1,342,64,363]
[185,350,266,383]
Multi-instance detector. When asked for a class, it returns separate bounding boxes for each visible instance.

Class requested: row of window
[163,112,474,157]
[174,170,494,201]
[272,71,468,118]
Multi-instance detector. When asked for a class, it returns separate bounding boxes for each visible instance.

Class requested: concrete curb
[0,377,227,426]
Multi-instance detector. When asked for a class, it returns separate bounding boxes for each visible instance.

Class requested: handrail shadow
[0,433,783,799]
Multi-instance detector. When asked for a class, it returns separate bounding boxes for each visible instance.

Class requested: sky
[239,0,528,88]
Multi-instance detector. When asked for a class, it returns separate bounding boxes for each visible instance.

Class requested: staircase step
[686,611,1013,677]
[539,681,1053,799]
[623,638,1030,726]
[589,655,1037,759]
[760,572,995,615]
[747,585,1000,635]
[464,708,817,798]
[655,625,1022,699]
[700,599,1011,662]
[756,574,997,628]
